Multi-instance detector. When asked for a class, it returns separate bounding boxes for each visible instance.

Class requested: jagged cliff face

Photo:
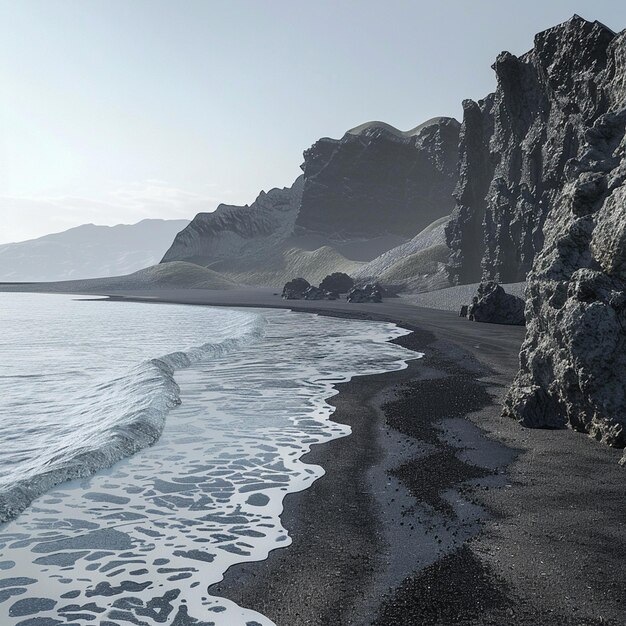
[161,177,304,266]
[446,17,616,284]
[161,117,460,286]
[297,117,460,238]
[502,25,626,457]
[445,97,495,284]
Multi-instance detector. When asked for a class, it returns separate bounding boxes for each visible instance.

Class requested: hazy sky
[1,0,625,243]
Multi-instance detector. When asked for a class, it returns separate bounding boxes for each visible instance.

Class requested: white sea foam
[0,295,420,625]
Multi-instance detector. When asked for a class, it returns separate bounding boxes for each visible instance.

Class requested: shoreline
[2,286,625,624]
[99,289,625,625]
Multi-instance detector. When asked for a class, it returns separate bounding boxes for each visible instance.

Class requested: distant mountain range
[0,219,189,282]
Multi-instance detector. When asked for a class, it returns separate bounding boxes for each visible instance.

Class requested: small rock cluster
[461,281,525,325]
[346,283,383,303]
[281,278,338,300]
[282,275,384,303]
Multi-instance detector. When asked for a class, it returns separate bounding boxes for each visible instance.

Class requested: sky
[1,0,625,244]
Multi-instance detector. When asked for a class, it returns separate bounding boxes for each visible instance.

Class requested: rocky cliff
[446,16,616,285]
[161,117,460,286]
[437,15,626,457]
[503,25,626,460]
[296,117,460,238]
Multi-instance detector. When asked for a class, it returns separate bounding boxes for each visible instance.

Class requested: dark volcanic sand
[3,286,625,625]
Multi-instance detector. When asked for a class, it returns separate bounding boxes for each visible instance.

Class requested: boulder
[302,286,325,300]
[347,283,383,303]
[319,272,354,294]
[282,277,310,300]
[466,282,525,325]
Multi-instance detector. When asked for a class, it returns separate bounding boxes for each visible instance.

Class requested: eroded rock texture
[347,283,383,303]
[503,25,626,457]
[446,16,616,284]
[298,117,460,238]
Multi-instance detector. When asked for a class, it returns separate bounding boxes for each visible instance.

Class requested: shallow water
[0,294,419,624]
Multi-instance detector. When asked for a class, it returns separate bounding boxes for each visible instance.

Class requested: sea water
[0,292,419,625]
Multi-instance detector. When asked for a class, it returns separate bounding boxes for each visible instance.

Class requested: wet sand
[2,285,625,624]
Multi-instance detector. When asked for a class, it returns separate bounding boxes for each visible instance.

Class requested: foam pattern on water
[0,294,265,523]
[0,301,419,625]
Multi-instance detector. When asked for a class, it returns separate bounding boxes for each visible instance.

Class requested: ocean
[0,293,419,625]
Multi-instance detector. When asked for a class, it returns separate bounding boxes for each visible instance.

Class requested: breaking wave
[0,311,266,523]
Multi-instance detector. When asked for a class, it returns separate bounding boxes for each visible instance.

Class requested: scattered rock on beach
[302,286,326,300]
[282,277,310,299]
[319,272,355,294]
[281,278,339,300]
[466,282,525,325]
[347,283,383,303]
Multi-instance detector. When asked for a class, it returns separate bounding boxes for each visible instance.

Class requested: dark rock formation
[282,277,310,300]
[466,281,525,325]
[298,118,460,239]
[446,16,616,285]
[281,279,338,301]
[445,98,495,284]
[502,23,626,459]
[302,286,326,300]
[347,283,383,303]
[319,272,354,294]
[160,118,460,287]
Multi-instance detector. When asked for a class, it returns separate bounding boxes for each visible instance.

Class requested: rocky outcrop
[281,278,339,301]
[303,286,338,301]
[297,117,460,239]
[161,118,460,287]
[503,25,626,458]
[319,272,354,294]
[446,16,616,285]
[282,277,311,300]
[347,283,383,303]
[467,281,525,325]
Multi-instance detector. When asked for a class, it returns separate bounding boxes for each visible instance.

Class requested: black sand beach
[3,285,626,625]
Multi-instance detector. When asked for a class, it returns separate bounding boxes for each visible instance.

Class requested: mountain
[0,219,189,282]
[161,117,460,287]
[353,215,450,292]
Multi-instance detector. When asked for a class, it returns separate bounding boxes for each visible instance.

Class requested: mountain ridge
[0,218,190,282]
